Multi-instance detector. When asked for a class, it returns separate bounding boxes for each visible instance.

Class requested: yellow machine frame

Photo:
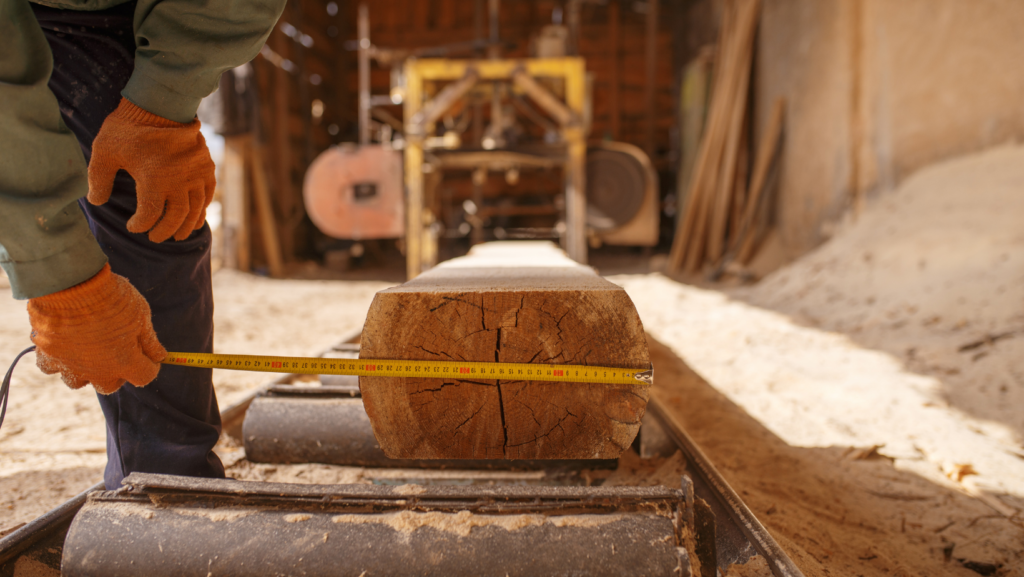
[402,57,588,278]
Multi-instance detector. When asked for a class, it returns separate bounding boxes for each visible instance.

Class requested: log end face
[360,281,651,461]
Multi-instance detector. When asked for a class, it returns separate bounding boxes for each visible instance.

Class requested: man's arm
[124,0,289,123]
[0,0,108,300]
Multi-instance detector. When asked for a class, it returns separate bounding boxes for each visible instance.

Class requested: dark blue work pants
[32,1,225,489]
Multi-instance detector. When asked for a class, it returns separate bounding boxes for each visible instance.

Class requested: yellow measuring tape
[163,352,653,386]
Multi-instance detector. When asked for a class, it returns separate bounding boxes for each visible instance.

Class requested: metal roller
[242,390,616,471]
[62,473,702,577]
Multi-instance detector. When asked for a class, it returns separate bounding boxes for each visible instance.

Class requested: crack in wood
[497,383,509,456]
[453,403,487,434]
[454,328,490,344]
[408,382,460,396]
[429,295,483,313]
[452,380,496,387]
[496,327,509,456]
[515,398,543,428]
[412,344,450,358]
[507,410,575,448]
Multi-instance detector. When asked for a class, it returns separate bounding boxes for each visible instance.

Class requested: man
[0,0,286,488]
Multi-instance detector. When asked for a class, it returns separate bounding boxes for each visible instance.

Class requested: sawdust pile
[170,507,255,523]
[602,449,689,487]
[227,460,370,486]
[742,144,1024,451]
[725,556,771,577]
[330,510,631,538]
[10,556,57,577]
[392,483,427,495]
[613,145,1024,576]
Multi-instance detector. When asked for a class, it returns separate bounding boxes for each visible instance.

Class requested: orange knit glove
[88,98,216,242]
[27,264,167,395]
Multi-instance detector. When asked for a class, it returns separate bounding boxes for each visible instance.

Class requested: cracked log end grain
[360,242,651,460]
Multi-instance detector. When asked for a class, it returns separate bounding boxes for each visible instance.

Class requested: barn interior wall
[757,0,1024,256]
[248,0,677,264]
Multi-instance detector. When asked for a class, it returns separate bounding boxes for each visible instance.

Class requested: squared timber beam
[360,242,651,460]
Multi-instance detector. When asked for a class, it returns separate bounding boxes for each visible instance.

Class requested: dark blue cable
[1,346,35,432]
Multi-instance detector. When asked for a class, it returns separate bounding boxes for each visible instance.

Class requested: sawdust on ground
[612,144,1024,576]
[0,270,390,532]
[329,510,632,538]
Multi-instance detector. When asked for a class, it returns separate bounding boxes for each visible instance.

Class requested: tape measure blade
[162,353,649,385]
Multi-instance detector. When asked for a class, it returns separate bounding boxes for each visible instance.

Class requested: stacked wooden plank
[669,0,781,274]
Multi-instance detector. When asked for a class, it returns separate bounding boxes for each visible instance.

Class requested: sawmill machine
[302,1,659,278]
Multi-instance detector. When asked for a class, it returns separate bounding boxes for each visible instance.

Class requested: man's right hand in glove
[27,264,166,395]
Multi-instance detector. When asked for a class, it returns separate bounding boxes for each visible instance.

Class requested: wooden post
[403,60,425,279]
[676,50,712,220]
[357,3,371,146]
[608,0,620,140]
[248,142,285,278]
[359,242,651,461]
[644,0,659,158]
[221,136,251,271]
[563,59,588,265]
[272,32,294,260]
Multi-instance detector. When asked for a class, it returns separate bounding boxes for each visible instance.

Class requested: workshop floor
[0,145,1021,575]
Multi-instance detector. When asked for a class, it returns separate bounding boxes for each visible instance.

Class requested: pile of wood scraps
[668,0,784,277]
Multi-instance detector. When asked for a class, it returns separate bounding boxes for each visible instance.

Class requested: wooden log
[360,242,651,460]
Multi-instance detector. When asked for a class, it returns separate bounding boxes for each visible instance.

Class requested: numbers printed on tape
[164,352,653,385]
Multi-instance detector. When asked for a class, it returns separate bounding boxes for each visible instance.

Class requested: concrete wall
[756,0,1024,254]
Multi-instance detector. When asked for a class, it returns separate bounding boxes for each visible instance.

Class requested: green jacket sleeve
[0,0,108,300]
[123,0,288,123]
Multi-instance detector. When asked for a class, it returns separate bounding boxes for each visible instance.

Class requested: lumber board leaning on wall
[359,242,651,460]
[669,0,761,274]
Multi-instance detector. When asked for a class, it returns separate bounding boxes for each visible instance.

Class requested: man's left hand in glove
[87,97,216,243]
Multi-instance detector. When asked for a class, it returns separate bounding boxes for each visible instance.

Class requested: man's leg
[32,2,224,488]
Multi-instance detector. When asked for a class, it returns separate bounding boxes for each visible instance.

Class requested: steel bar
[0,481,103,566]
[357,3,371,145]
[407,70,480,136]
[647,398,805,577]
[243,393,617,470]
[511,69,577,127]
[122,473,685,502]
[431,149,565,170]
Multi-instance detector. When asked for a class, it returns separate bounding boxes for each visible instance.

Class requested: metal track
[0,330,804,577]
[647,400,803,577]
